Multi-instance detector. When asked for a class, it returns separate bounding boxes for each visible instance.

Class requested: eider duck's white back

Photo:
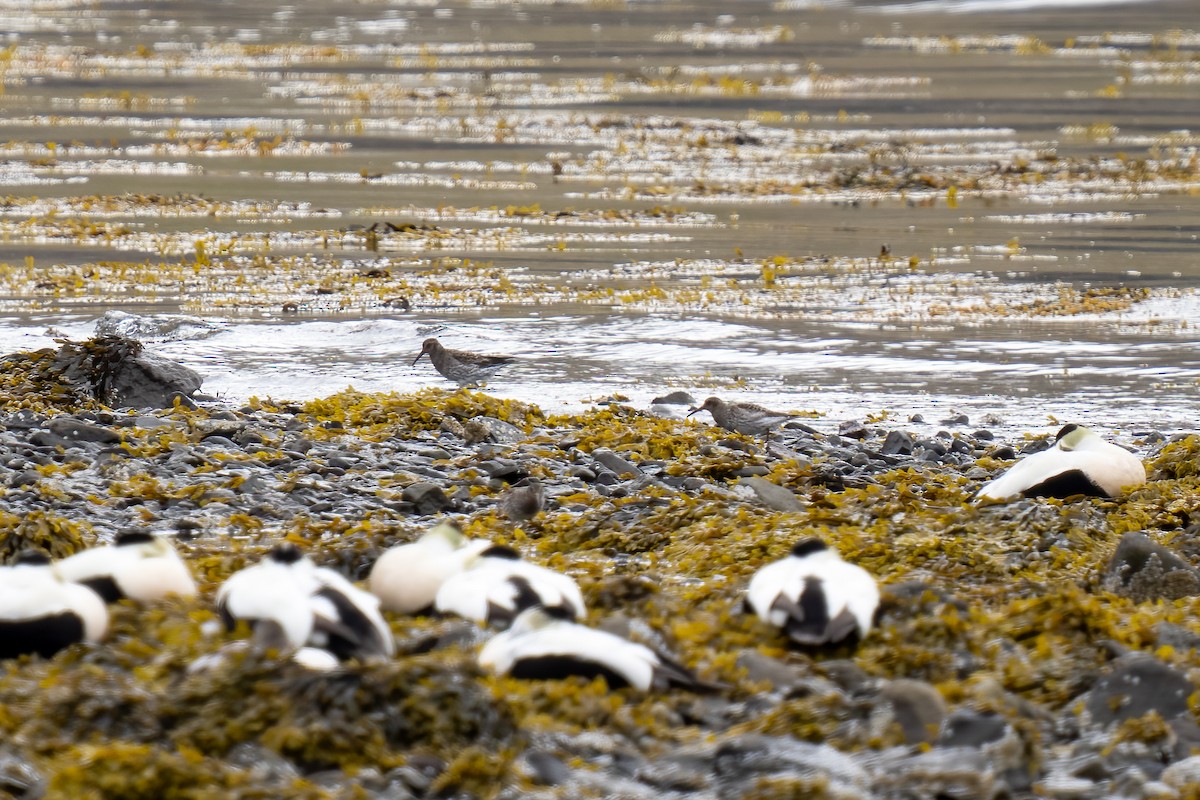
[216,543,318,652]
[0,550,108,660]
[219,543,394,662]
[745,538,879,647]
[55,531,197,603]
[368,521,490,614]
[479,606,708,692]
[435,544,585,626]
[976,424,1146,501]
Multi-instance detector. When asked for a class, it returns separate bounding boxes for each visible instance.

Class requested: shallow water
[0,0,1197,436]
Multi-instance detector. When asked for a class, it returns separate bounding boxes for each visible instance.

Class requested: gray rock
[712,734,869,794]
[0,749,44,798]
[649,391,697,406]
[1102,531,1200,602]
[736,650,807,691]
[46,417,122,444]
[879,679,947,744]
[1085,655,1195,726]
[109,349,203,408]
[738,476,804,512]
[519,750,571,786]
[591,448,641,477]
[402,482,454,515]
[867,746,999,800]
[937,709,1008,748]
[838,420,868,439]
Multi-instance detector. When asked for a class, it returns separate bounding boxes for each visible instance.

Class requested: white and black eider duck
[976,423,1146,502]
[217,543,394,662]
[368,520,491,615]
[434,544,585,627]
[55,531,197,603]
[745,538,879,647]
[0,550,108,660]
[478,606,711,692]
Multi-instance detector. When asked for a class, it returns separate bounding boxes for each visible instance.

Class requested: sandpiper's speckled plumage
[687,396,794,436]
[501,477,545,523]
[413,337,515,387]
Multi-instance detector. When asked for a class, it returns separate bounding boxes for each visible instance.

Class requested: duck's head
[1054,423,1094,451]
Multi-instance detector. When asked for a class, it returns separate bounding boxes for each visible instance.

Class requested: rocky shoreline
[1,339,1200,799]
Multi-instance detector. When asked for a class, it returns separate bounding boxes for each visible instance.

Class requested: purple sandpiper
[500,477,545,523]
[413,337,515,387]
[687,396,794,436]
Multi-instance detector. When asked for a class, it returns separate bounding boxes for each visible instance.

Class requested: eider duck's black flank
[510,654,632,688]
[1022,469,1108,500]
[312,586,393,661]
[792,576,831,638]
[479,607,713,692]
[483,576,546,627]
[790,538,829,558]
[0,614,87,660]
[1,553,108,660]
[79,576,124,604]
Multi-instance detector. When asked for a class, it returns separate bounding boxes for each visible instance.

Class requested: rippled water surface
[0,0,1197,435]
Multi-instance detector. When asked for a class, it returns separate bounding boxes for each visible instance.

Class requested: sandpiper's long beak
[412,352,426,366]
[686,407,701,417]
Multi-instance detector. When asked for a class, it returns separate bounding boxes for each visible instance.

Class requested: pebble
[738,476,805,512]
[1085,655,1195,727]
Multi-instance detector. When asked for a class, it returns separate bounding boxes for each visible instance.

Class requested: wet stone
[838,420,868,439]
[650,390,697,406]
[937,709,1009,748]
[880,430,914,455]
[1102,531,1200,602]
[520,750,571,786]
[1086,655,1195,726]
[402,482,454,515]
[738,476,804,513]
[47,417,122,443]
[591,448,641,477]
[736,650,807,692]
[880,679,947,745]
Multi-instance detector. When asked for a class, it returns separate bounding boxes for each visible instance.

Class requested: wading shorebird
[687,396,795,436]
[413,337,516,387]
